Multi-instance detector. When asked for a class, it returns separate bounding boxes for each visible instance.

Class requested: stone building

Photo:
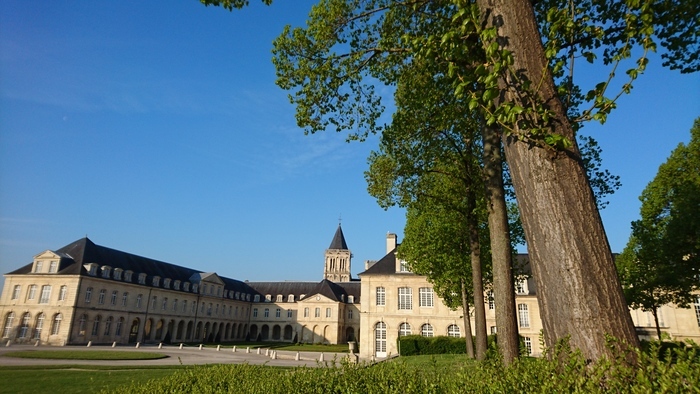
[2,228,699,360]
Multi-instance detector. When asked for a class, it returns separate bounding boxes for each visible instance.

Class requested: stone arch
[129,318,140,344]
[261,324,270,341]
[155,319,164,341]
[346,327,355,342]
[165,320,174,343]
[144,318,153,341]
[186,321,193,341]
[283,325,293,341]
[176,320,185,341]
[195,321,203,341]
[312,325,321,344]
[232,323,238,339]
[272,325,281,340]
[322,325,329,344]
[203,322,211,342]
[249,324,259,341]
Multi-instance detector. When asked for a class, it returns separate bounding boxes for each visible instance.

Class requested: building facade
[2,229,699,360]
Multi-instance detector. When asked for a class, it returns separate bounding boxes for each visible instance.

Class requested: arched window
[19,313,31,338]
[287,294,294,302]
[276,295,283,302]
[447,324,461,338]
[51,313,62,335]
[115,318,124,336]
[104,316,113,336]
[3,312,16,338]
[91,316,101,336]
[33,313,45,339]
[375,322,387,356]
[421,323,434,337]
[399,322,411,336]
[58,286,68,301]
[78,314,87,335]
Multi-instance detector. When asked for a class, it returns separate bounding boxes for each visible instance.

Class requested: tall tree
[616,118,700,339]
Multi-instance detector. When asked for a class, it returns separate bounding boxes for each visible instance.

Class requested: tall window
[376,287,386,306]
[253,308,258,318]
[49,260,58,273]
[398,287,413,310]
[515,279,528,295]
[287,309,293,318]
[375,322,387,355]
[326,308,331,318]
[348,309,353,319]
[122,292,128,307]
[162,298,168,311]
[173,299,178,311]
[399,322,411,336]
[315,308,321,318]
[421,323,434,337]
[276,308,281,318]
[264,308,270,318]
[518,304,530,328]
[35,261,43,273]
[182,300,188,313]
[695,297,700,327]
[303,307,309,317]
[51,313,62,335]
[59,286,67,301]
[104,317,112,336]
[151,296,158,310]
[399,259,409,272]
[523,336,532,355]
[19,313,31,338]
[111,291,118,306]
[92,316,100,336]
[419,287,434,307]
[487,290,495,310]
[447,324,461,338]
[85,287,93,303]
[98,289,106,305]
[27,285,37,301]
[11,285,21,300]
[39,285,52,304]
[3,312,15,338]
[115,318,124,336]
[135,294,142,309]
[78,314,87,335]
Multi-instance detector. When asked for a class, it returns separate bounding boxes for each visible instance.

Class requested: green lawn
[1,350,168,360]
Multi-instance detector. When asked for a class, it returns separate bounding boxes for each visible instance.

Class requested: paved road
[0,343,358,368]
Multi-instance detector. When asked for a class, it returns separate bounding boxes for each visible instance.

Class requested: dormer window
[101,266,111,279]
[192,284,199,293]
[300,294,306,300]
[35,260,43,273]
[341,294,345,302]
[48,260,58,273]
[254,295,260,302]
[288,294,295,302]
[113,268,123,281]
[163,278,171,289]
[84,263,98,276]
[183,282,190,292]
[235,292,240,300]
[265,294,272,302]
[515,278,529,295]
[138,273,147,285]
[276,295,283,302]
[399,259,410,272]
[174,280,181,290]
[348,295,354,304]
[246,294,250,301]
[152,276,160,287]
[124,270,133,282]
[217,287,221,296]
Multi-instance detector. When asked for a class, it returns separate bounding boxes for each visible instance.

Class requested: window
[375,322,387,355]
[515,278,528,295]
[326,308,331,318]
[287,309,293,318]
[376,287,386,306]
[182,300,188,313]
[235,306,239,317]
[87,264,97,276]
[287,294,294,302]
[200,302,205,313]
[173,299,178,311]
[163,278,171,289]
[348,295,354,304]
[315,308,320,318]
[27,285,37,301]
[303,308,309,317]
[59,286,67,301]
[191,301,197,314]
[136,294,142,309]
[49,260,58,273]
[419,287,434,307]
[138,273,147,285]
[254,295,260,302]
[115,318,123,336]
[11,285,21,300]
[39,285,51,304]
[162,298,168,311]
[203,284,208,294]
[348,309,353,319]
[19,313,31,338]
[490,326,497,334]
[523,336,532,355]
[85,287,93,303]
[253,308,258,318]
[265,294,271,302]
[276,308,281,318]
[215,304,219,315]
[78,314,87,335]
[399,322,411,336]
[264,308,270,318]
[518,304,530,328]
[421,323,434,337]
[151,296,158,310]
[152,276,160,287]
[173,280,181,290]
[101,266,111,279]
[398,287,413,310]
[447,324,461,338]
[91,316,100,336]
[35,261,43,273]
[124,270,133,282]
[276,295,283,302]
[695,297,700,327]
[207,303,212,316]
[399,259,409,272]
[487,290,495,310]
[122,292,128,307]
[104,317,112,336]
[51,313,62,335]
[3,312,15,338]
[192,284,198,293]
[111,291,118,305]
[98,289,106,305]
[113,268,122,280]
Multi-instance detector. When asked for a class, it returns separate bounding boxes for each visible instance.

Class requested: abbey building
[2,226,699,359]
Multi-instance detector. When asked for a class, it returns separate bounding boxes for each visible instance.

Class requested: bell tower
[324,224,352,282]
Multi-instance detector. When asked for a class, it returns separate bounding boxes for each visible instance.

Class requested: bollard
[112,342,116,348]
[5,340,10,347]
[34,340,39,347]
[265,348,269,356]
[217,345,221,351]
[199,344,203,350]
[179,343,183,349]
[319,353,324,362]
[232,346,236,352]
[135,342,140,348]
[158,343,163,349]
[256,348,260,355]
[87,341,92,347]
[246,347,250,353]
[295,352,300,361]
[271,351,277,360]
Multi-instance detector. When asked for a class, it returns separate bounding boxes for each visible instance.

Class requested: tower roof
[328,224,349,250]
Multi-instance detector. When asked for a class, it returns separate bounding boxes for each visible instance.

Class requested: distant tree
[617,118,700,339]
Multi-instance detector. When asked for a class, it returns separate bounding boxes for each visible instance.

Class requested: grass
[0,365,186,394]
[1,350,168,360]
[195,341,351,353]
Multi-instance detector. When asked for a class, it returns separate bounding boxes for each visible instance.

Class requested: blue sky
[1,1,698,289]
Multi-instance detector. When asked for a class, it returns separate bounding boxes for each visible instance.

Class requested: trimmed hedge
[398,335,499,356]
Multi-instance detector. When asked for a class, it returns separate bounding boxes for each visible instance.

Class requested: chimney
[386,233,397,254]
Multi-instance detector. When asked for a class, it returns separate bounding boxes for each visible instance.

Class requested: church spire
[324,223,351,282]
[328,223,349,250]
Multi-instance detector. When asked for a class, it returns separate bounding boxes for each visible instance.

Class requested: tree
[202,0,699,360]
[616,118,700,339]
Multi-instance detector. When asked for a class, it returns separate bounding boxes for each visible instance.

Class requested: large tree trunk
[461,279,475,358]
[466,190,488,360]
[475,0,639,361]
[651,308,662,341]
[481,125,520,365]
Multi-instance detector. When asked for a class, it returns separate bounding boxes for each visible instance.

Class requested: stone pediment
[298,293,336,304]
[189,272,224,285]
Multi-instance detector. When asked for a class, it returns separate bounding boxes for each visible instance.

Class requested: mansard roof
[6,237,254,293]
[328,224,349,250]
[246,279,360,303]
[358,247,400,276]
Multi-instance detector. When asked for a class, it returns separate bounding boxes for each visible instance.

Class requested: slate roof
[6,237,255,294]
[246,279,360,303]
[328,224,349,250]
[358,247,401,276]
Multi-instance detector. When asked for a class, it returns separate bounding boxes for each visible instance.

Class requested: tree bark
[481,125,520,365]
[651,307,662,340]
[461,279,476,358]
[466,190,489,360]
[476,0,639,361]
